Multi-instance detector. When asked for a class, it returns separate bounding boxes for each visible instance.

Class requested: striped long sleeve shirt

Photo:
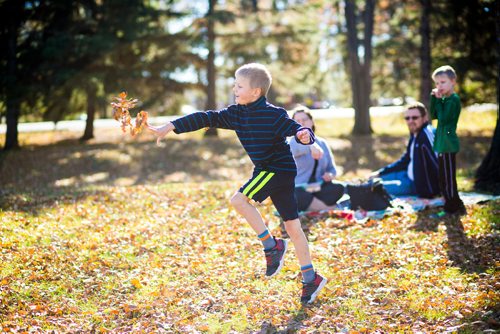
[172,96,315,173]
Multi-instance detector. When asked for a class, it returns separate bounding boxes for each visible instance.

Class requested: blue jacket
[378,123,440,198]
[172,96,314,173]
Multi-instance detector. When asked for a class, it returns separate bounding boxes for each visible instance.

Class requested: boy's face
[433,74,455,97]
[233,75,261,105]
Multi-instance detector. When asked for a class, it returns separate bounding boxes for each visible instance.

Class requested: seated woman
[289,107,345,212]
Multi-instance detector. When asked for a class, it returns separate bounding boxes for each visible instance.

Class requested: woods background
[1,0,497,141]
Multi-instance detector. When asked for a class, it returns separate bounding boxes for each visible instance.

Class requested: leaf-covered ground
[0,111,498,332]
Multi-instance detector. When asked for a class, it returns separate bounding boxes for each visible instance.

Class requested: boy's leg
[271,188,314,274]
[282,218,312,266]
[282,218,327,303]
[271,179,327,303]
[230,191,269,236]
[438,154,447,199]
[440,153,466,214]
[233,171,293,276]
[231,191,287,276]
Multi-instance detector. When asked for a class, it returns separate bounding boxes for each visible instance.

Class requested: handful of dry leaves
[110,92,149,136]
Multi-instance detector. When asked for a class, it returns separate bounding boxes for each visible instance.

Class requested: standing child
[147,63,327,304]
[430,65,466,215]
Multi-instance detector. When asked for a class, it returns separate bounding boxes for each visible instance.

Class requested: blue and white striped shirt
[172,96,315,173]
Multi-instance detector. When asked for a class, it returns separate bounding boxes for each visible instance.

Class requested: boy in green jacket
[430,65,466,215]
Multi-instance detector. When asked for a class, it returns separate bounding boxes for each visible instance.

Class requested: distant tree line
[0,0,497,149]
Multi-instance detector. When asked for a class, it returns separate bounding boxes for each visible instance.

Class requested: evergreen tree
[1,0,29,150]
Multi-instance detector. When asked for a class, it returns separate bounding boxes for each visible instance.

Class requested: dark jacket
[378,123,440,198]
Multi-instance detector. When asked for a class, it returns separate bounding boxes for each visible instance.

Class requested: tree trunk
[81,84,96,141]
[475,114,500,194]
[345,0,374,135]
[5,97,20,150]
[419,0,432,109]
[474,2,500,194]
[3,0,24,151]
[204,0,218,137]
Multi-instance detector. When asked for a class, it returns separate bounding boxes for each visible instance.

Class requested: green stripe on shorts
[248,172,275,199]
[242,171,268,196]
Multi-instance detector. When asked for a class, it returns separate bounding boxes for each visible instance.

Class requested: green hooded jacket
[429,93,461,153]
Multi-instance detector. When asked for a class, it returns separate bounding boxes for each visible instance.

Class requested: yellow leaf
[131,278,142,289]
[198,325,209,331]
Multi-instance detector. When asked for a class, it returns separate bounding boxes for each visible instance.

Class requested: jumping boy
[430,65,466,215]
[147,63,327,304]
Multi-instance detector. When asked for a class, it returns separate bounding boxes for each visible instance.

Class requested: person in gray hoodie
[289,107,345,212]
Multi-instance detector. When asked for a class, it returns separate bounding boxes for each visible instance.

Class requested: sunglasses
[404,116,421,121]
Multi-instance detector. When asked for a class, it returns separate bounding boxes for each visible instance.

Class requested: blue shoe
[264,237,288,277]
[301,273,327,304]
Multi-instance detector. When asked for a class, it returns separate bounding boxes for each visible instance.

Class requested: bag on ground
[346,178,392,211]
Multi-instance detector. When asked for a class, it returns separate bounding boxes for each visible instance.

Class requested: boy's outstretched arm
[147,122,176,145]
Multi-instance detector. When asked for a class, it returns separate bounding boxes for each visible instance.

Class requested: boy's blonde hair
[432,65,457,80]
[235,63,272,97]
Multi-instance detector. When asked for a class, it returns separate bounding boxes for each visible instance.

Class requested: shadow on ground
[0,131,493,219]
[411,209,499,274]
[0,187,111,217]
[0,135,251,190]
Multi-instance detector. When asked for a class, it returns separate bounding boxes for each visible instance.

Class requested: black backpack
[346,178,393,211]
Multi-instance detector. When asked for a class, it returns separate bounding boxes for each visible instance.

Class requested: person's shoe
[429,210,447,219]
[301,273,327,304]
[430,206,467,219]
[264,238,288,277]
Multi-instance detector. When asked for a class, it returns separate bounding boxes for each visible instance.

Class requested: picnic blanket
[298,192,500,224]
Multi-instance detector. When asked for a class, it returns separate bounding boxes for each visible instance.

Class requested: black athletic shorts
[239,170,299,221]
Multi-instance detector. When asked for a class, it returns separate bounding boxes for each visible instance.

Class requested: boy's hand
[310,142,324,160]
[296,128,312,144]
[431,88,442,98]
[147,122,175,145]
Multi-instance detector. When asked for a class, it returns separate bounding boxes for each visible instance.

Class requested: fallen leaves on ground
[0,115,498,332]
[1,182,498,333]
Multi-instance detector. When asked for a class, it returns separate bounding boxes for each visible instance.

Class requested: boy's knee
[283,218,302,237]
[230,192,248,209]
